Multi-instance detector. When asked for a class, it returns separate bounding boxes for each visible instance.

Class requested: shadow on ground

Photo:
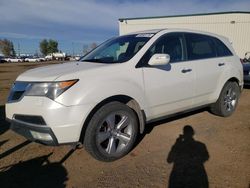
[244,85,250,89]
[166,125,209,188]
[0,149,75,188]
[0,105,10,135]
[134,108,207,147]
[0,140,31,160]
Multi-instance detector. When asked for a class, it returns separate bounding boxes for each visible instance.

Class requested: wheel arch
[79,95,146,143]
[227,77,240,85]
[213,76,241,103]
[221,77,241,94]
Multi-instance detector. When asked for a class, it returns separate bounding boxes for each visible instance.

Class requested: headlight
[25,80,78,100]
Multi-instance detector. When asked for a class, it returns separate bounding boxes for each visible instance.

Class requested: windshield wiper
[81,59,103,63]
[81,57,118,64]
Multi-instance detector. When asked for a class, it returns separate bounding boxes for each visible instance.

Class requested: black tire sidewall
[218,82,240,117]
[84,102,138,161]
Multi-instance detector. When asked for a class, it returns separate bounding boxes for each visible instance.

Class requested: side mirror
[148,54,170,66]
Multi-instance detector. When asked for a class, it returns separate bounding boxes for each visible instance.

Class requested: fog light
[30,131,53,141]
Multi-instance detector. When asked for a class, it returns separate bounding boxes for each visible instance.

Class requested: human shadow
[0,105,10,135]
[167,125,209,188]
[0,149,75,188]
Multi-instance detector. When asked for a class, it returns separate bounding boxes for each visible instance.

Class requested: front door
[140,33,195,119]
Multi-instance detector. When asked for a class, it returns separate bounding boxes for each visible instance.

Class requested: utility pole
[18,42,20,57]
[72,42,75,56]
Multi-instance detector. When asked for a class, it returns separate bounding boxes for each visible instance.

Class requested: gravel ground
[0,62,249,188]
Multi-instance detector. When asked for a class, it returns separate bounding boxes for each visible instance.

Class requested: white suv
[6,29,243,161]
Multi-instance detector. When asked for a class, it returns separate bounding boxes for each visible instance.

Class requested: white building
[119,11,250,58]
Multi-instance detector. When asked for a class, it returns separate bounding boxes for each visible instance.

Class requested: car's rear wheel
[84,102,138,162]
[210,81,240,117]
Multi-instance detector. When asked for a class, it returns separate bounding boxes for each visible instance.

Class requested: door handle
[218,63,225,66]
[181,68,192,73]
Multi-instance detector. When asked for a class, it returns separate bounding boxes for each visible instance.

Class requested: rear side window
[213,38,233,57]
[186,33,216,60]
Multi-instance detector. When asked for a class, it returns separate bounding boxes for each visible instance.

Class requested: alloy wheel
[96,112,133,155]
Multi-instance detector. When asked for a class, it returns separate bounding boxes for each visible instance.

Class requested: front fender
[55,78,149,116]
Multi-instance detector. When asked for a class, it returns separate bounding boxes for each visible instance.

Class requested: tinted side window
[213,38,233,57]
[139,34,184,66]
[186,33,216,60]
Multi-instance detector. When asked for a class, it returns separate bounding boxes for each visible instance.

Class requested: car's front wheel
[210,81,240,117]
[84,102,138,162]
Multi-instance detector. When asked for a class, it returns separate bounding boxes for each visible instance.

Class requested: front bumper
[6,96,94,144]
[9,118,58,146]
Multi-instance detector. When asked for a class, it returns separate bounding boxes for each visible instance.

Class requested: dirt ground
[0,62,249,188]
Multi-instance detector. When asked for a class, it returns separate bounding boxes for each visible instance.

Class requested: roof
[125,28,225,39]
[127,29,163,34]
[119,11,250,22]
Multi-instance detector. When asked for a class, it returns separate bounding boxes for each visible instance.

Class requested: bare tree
[0,39,16,57]
[82,44,88,55]
[90,42,97,50]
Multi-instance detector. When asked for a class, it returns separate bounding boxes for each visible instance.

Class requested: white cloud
[1,0,250,29]
[0,0,249,41]
[0,32,49,39]
[0,0,249,53]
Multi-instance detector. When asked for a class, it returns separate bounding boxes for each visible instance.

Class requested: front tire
[84,102,138,162]
[210,81,240,117]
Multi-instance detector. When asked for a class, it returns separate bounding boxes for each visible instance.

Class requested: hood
[17,61,106,82]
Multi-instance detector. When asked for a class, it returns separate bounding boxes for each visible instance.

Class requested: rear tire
[84,102,138,162]
[210,81,240,117]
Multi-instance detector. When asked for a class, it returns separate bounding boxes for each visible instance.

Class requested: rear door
[140,33,196,119]
[185,33,226,106]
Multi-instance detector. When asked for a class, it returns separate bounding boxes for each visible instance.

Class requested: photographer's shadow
[167,125,209,188]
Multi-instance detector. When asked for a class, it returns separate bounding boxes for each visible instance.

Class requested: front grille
[14,114,46,125]
[8,82,30,102]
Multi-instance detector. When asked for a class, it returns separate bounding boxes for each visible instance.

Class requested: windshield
[81,34,154,64]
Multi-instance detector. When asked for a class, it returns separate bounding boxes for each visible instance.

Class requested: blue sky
[0,0,249,55]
